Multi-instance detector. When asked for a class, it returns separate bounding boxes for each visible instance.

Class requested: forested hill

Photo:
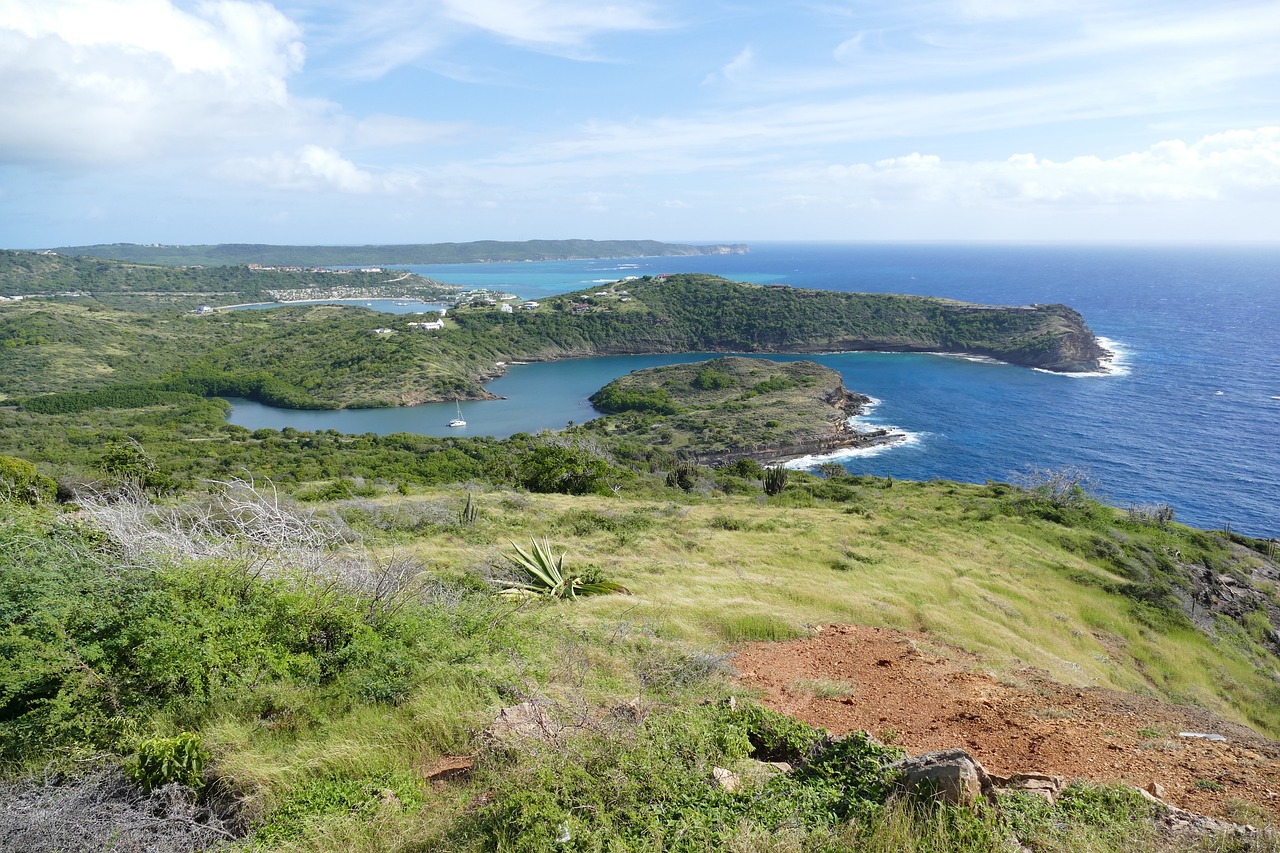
[1,273,1107,410]
[473,274,1108,374]
[42,240,750,267]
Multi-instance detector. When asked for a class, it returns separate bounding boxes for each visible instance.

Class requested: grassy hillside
[2,474,1277,851]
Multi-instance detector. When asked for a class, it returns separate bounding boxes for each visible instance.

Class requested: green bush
[126,732,208,791]
[0,455,57,505]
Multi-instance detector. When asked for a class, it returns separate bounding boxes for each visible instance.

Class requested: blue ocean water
[228,244,1280,536]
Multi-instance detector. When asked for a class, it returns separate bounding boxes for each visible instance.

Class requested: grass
[791,677,857,700]
[5,475,1280,852]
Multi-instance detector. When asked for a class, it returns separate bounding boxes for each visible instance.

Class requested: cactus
[763,465,788,496]
[665,462,699,492]
[459,492,479,525]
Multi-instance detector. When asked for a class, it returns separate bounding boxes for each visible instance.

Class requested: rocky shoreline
[682,385,906,467]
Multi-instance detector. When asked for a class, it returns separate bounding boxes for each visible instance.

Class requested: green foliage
[516,443,612,495]
[763,464,789,496]
[0,504,515,768]
[253,771,423,844]
[125,732,208,791]
[497,538,629,599]
[461,702,912,852]
[999,782,1161,850]
[590,384,680,415]
[666,461,700,492]
[691,366,735,391]
[99,436,171,493]
[0,455,56,505]
[724,457,765,479]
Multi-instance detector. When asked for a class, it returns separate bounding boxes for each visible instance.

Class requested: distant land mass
[45,240,750,267]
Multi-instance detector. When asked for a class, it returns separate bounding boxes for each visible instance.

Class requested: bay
[227,243,1280,537]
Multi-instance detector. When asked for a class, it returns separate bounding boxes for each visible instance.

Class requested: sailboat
[448,399,466,428]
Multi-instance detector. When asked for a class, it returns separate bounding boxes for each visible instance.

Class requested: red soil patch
[733,625,1280,822]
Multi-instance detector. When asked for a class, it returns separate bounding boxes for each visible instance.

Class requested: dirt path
[733,625,1280,822]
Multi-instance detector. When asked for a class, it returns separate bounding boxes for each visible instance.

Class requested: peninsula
[584,357,901,464]
[2,270,1109,409]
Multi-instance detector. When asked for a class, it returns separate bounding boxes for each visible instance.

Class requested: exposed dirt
[733,625,1280,822]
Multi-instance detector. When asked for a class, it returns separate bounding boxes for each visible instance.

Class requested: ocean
[227,243,1280,537]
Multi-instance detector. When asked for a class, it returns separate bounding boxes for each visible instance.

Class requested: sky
[2,0,1279,247]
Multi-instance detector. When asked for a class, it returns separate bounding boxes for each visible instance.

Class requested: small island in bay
[585,357,902,464]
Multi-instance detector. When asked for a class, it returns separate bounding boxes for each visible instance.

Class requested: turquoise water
[230,298,448,314]
[227,244,1280,536]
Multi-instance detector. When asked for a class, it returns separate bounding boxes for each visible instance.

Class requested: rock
[991,772,1065,804]
[711,767,740,793]
[483,701,563,747]
[1146,781,1167,801]
[891,748,992,807]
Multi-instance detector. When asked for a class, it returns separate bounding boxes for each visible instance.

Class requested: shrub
[125,732,208,791]
[0,455,56,505]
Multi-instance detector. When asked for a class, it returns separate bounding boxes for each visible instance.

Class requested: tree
[517,444,611,496]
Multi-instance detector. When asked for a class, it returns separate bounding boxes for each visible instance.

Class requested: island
[584,357,902,465]
[43,239,751,267]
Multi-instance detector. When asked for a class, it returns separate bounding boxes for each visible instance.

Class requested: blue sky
[2,0,1278,246]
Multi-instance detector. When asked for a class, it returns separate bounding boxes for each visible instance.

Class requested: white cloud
[704,46,755,85]
[0,0,311,166]
[766,128,1280,207]
[221,145,422,194]
[350,114,471,149]
[319,0,668,78]
[439,0,664,51]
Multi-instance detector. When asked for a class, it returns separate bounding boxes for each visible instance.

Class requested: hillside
[0,273,1107,413]
[458,274,1109,373]
[1,474,1278,851]
[42,239,750,267]
[0,250,457,310]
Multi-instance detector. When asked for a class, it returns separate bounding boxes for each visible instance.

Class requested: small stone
[711,766,740,793]
[1146,781,1167,800]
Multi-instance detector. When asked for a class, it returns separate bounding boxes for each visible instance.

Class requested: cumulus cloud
[769,128,1280,207]
[220,145,422,194]
[0,0,310,166]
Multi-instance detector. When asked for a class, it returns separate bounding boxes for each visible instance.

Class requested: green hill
[42,239,750,267]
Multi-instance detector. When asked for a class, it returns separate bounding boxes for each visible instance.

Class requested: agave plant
[498,537,629,599]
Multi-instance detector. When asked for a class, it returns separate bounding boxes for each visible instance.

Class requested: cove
[226,353,722,439]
